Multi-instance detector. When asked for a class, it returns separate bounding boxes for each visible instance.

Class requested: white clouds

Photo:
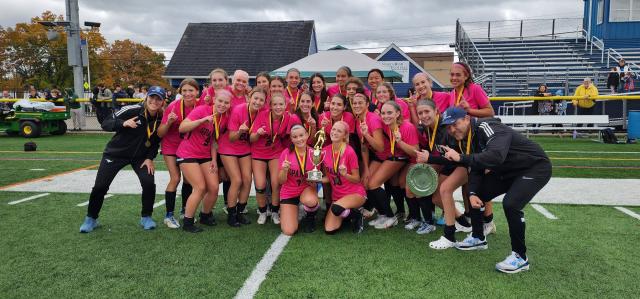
[0,0,584,56]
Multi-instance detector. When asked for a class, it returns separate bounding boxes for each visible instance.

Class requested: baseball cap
[441,107,467,125]
[147,86,166,99]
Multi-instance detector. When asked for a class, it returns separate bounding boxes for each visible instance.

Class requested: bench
[497,101,533,115]
[497,115,612,141]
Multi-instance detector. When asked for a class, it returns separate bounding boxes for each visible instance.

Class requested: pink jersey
[223,103,258,156]
[355,111,383,149]
[284,87,302,111]
[449,83,490,111]
[432,91,450,112]
[321,144,366,201]
[160,99,197,155]
[327,84,346,98]
[379,121,419,160]
[318,111,356,141]
[176,105,218,159]
[279,147,316,199]
[375,98,411,121]
[230,90,248,107]
[251,110,295,160]
[199,86,233,104]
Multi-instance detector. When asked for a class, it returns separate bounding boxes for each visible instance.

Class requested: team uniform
[222,103,255,158]
[318,111,356,145]
[284,87,302,112]
[176,105,222,163]
[327,84,346,98]
[279,147,317,206]
[449,83,490,111]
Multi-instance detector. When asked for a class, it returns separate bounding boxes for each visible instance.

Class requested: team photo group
[79,62,551,274]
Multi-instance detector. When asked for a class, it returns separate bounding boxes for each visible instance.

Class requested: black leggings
[471,162,552,258]
[87,155,156,219]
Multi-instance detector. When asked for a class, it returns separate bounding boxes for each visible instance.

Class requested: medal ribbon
[458,129,472,154]
[294,147,307,176]
[428,114,439,151]
[145,109,158,140]
[269,112,285,144]
[287,86,300,110]
[332,143,345,174]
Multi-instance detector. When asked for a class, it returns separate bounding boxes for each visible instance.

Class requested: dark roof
[164,21,315,77]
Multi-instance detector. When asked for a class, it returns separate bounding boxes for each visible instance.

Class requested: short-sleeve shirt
[279,147,316,200]
[160,99,198,155]
[321,144,366,201]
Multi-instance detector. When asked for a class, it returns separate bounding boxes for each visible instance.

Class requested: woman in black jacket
[607,67,620,94]
[79,86,165,233]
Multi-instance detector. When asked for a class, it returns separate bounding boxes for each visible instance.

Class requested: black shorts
[176,157,212,165]
[386,156,409,162]
[220,153,251,159]
[217,155,223,167]
[280,197,300,205]
[369,150,383,163]
[440,165,456,176]
[252,157,274,163]
[163,154,177,157]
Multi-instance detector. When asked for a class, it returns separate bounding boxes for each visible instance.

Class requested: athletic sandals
[79,216,98,233]
[455,234,488,251]
[416,223,436,235]
[139,216,157,230]
[496,252,530,274]
[164,216,181,229]
[429,236,456,250]
[484,221,497,236]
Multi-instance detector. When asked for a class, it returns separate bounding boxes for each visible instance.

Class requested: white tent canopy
[271,50,402,80]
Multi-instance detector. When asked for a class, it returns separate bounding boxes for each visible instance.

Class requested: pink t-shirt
[375,98,411,121]
[231,90,248,107]
[327,84,345,98]
[379,121,419,160]
[432,91,450,112]
[449,83,490,112]
[199,86,233,104]
[355,111,383,145]
[160,99,198,155]
[176,105,217,159]
[251,110,295,160]
[279,147,316,200]
[321,144,366,201]
[220,103,257,156]
[284,87,302,111]
[318,111,356,139]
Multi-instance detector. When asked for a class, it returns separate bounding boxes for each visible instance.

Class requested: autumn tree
[97,39,167,88]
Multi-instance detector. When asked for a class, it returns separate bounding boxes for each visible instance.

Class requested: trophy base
[307,170,323,183]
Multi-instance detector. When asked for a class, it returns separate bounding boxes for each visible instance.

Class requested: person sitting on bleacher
[572,78,599,128]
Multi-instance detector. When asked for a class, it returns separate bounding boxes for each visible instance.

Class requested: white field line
[531,204,558,220]
[8,193,50,205]
[153,200,166,209]
[614,207,640,220]
[76,194,113,207]
[546,150,640,154]
[234,234,291,299]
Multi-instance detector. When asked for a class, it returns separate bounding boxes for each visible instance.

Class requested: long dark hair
[453,62,474,88]
[295,91,318,127]
[309,73,329,110]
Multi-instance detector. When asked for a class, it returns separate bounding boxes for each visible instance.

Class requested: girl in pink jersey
[284,68,302,113]
[327,66,351,98]
[157,78,199,228]
[367,101,419,230]
[176,89,231,233]
[250,94,295,225]
[256,72,271,91]
[449,62,494,118]
[350,89,384,218]
[345,77,366,113]
[367,69,384,111]
[200,68,231,105]
[407,73,450,125]
[320,121,366,234]
[292,91,319,146]
[222,88,266,226]
[230,70,250,107]
[374,83,411,121]
[278,125,320,235]
[310,73,330,112]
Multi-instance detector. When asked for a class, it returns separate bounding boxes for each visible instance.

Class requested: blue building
[584,0,640,48]
[372,44,446,97]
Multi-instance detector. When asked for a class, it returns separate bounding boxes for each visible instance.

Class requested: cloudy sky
[1,0,585,59]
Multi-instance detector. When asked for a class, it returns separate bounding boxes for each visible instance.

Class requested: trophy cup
[307,129,326,182]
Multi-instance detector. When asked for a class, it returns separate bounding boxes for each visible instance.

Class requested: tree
[97,39,167,88]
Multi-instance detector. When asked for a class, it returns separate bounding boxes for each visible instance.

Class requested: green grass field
[0,133,639,298]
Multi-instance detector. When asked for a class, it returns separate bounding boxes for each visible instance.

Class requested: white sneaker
[455,221,472,233]
[163,216,180,229]
[223,206,228,215]
[484,221,497,236]
[368,216,386,227]
[271,212,281,225]
[496,251,530,273]
[362,208,376,219]
[429,236,456,250]
[416,222,436,235]
[375,216,398,229]
[404,219,422,230]
[257,212,267,225]
[456,233,488,251]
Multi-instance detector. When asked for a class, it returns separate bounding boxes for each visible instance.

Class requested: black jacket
[458,118,550,194]
[101,104,161,160]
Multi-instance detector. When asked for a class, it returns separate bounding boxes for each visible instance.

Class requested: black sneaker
[352,209,364,234]
[302,216,316,233]
[236,212,251,225]
[182,224,203,233]
[199,212,217,226]
[227,211,240,227]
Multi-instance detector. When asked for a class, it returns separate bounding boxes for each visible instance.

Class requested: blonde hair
[332,120,350,144]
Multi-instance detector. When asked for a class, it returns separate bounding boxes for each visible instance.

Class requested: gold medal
[145,140,151,147]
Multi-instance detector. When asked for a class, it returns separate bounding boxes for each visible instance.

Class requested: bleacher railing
[456,19,487,77]
[607,48,640,79]
[460,18,583,41]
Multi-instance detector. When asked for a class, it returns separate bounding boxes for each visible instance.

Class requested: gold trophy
[307,129,326,182]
